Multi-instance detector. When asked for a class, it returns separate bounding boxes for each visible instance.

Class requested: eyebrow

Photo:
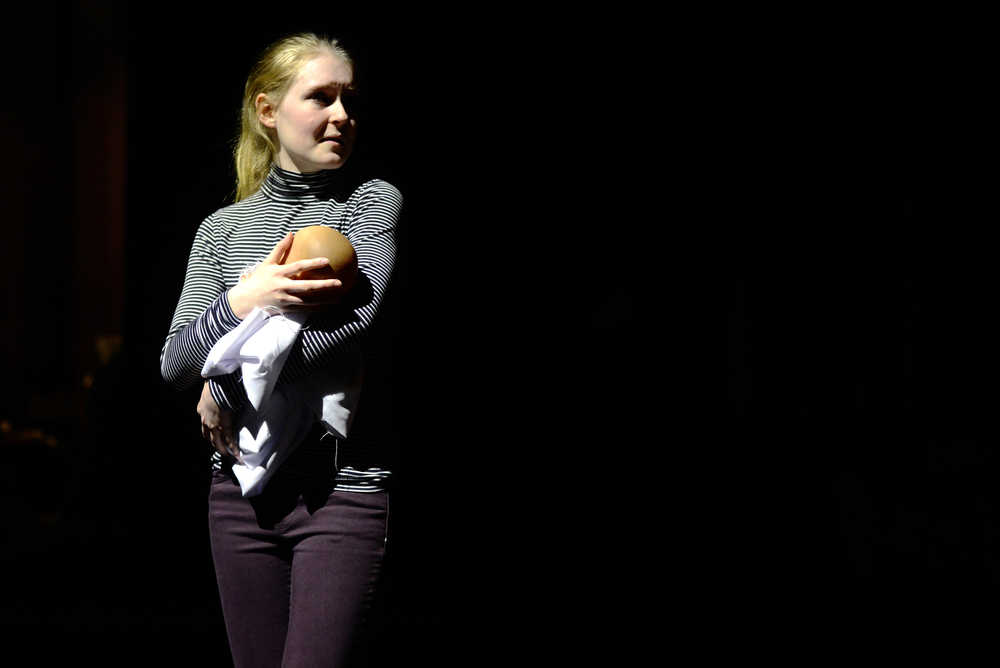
[305,82,357,94]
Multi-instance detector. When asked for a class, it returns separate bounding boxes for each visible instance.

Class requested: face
[259,51,358,173]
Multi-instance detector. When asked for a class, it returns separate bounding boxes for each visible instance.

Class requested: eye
[311,91,333,105]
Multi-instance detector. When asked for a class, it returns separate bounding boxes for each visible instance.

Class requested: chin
[316,153,351,170]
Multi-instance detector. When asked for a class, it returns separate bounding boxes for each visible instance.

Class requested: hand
[197,381,240,461]
[227,232,344,318]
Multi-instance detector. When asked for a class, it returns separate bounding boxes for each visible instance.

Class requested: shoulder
[342,180,404,236]
[197,191,270,235]
[351,179,403,207]
[211,190,270,220]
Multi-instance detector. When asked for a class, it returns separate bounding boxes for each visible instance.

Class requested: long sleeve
[279,179,403,382]
[159,214,244,399]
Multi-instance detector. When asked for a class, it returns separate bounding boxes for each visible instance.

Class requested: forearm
[278,233,395,382]
[276,181,401,382]
[278,305,372,383]
[208,374,248,413]
[160,292,243,390]
[162,213,242,392]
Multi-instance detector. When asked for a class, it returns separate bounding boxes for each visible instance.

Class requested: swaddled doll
[202,226,360,496]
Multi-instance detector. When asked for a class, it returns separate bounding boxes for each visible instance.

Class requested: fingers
[220,412,239,460]
[225,436,240,461]
[200,396,240,461]
[284,277,343,293]
[264,232,294,265]
[208,429,227,457]
[280,257,333,276]
[206,425,240,461]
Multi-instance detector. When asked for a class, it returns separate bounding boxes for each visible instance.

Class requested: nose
[329,96,349,125]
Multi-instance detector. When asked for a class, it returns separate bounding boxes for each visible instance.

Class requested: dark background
[10,4,998,662]
[0,2,641,664]
[726,186,1000,657]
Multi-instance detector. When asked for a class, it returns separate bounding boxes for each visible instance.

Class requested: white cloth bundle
[201,307,361,497]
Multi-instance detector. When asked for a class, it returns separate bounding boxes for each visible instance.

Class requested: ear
[256,93,277,129]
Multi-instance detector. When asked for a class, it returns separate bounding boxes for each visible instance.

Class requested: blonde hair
[234,33,354,202]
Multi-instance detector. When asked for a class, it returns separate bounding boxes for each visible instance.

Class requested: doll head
[284,225,359,292]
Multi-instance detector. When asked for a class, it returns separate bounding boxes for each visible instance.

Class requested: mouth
[320,136,343,145]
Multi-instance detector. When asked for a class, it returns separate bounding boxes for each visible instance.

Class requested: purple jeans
[208,462,389,668]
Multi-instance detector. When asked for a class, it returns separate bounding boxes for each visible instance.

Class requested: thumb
[264,232,294,265]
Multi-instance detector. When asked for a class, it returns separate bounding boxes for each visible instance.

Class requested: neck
[260,163,351,203]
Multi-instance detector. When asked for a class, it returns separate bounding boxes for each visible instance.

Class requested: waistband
[211,422,393,492]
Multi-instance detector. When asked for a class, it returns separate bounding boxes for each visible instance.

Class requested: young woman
[160,33,402,667]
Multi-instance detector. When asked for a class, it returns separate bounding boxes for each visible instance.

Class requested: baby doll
[202,226,360,496]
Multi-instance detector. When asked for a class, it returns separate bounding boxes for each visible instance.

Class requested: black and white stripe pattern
[254,434,394,493]
[160,165,402,492]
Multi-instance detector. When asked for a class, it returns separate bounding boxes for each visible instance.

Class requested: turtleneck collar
[259,164,349,203]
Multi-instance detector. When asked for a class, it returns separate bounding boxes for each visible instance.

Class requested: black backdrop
[13,5,1000,663]
[10,5,1000,664]
[0,2,640,665]
[725,190,1000,658]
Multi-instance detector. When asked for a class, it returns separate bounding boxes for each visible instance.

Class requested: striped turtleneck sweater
[160,165,403,492]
